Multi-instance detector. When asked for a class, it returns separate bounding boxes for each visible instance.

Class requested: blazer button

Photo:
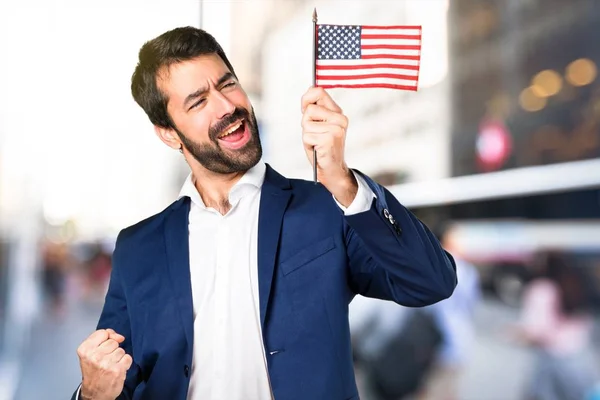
[184,365,190,378]
[383,208,391,220]
[382,208,395,224]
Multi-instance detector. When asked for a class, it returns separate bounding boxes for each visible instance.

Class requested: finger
[105,329,125,343]
[117,354,134,371]
[302,132,336,150]
[97,338,120,355]
[83,329,110,349]
[302,122,345,137]
[301,87,341,113]
[302,104,348,128]
[301,87,342,114]
[302,121,330,134]
[103,347,127,366]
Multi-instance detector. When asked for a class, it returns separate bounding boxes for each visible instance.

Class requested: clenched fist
[77,328,133,400]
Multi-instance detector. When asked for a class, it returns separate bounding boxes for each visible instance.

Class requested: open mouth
[216,119,250,149]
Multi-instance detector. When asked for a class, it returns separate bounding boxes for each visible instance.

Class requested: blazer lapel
[164,197,194,349]
[258,164,292,327]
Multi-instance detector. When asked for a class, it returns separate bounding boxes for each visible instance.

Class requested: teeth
[219,121,243,138]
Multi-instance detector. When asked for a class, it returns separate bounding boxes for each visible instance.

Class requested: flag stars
[316,25,361,60]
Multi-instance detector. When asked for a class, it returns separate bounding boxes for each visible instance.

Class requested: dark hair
[131,26,237,129]
[541,251,592,315]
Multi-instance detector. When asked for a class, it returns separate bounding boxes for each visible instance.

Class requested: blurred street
[353,296,537,400]
[10,295,542,400]
[459,298,534,400]
[12,295,102,400]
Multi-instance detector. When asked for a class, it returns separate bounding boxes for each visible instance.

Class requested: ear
[154,125,182,150]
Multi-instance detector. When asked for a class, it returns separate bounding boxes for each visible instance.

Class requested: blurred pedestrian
[512,251,599,400]
[417,225,481,400]
[85,242,112,300]
[40,241,68,317]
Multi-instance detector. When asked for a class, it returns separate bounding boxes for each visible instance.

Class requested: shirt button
[184,365,190,378]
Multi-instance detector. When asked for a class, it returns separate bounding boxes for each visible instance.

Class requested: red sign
[476,119,512,171]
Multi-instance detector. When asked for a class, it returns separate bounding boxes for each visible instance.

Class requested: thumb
[105,328,125,343]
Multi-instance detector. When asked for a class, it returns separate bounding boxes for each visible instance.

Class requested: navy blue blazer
[73,164,456,400]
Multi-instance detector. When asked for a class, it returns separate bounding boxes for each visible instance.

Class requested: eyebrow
[183,72,236,110]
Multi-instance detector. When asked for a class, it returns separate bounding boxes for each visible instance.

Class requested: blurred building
[444,0,600,219]
[390,0,600,222]
[450,0,600,177]
[392,0,600,304]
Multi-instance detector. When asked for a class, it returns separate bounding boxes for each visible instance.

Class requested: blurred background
[0,0,599,399]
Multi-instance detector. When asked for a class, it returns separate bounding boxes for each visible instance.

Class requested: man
[72,26,457,400]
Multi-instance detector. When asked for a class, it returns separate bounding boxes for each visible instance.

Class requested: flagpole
[312,7,318,183]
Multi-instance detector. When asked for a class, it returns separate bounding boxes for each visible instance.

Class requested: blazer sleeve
[94,232,142,399]
[344,171,457,307]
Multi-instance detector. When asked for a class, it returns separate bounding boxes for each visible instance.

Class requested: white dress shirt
[76,161,374,400]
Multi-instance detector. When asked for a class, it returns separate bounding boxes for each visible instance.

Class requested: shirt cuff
[333,170,376,215]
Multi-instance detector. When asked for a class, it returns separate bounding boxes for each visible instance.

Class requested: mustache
[209,107,251,140]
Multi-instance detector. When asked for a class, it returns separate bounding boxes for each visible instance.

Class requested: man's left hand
[301,86,358,207]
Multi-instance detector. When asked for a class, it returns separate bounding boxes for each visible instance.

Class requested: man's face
[158,54,261,174]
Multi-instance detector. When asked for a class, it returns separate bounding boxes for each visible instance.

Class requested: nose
[212,90,236,120]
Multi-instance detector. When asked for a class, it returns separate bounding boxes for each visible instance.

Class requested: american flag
[315,24,422,91]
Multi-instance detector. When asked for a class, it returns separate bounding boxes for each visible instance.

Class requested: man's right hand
[77,328,133,400]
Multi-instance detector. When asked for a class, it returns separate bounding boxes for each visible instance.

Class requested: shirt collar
[178,161,266,208]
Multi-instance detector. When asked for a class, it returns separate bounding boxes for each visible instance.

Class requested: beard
[174,106,262,174]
